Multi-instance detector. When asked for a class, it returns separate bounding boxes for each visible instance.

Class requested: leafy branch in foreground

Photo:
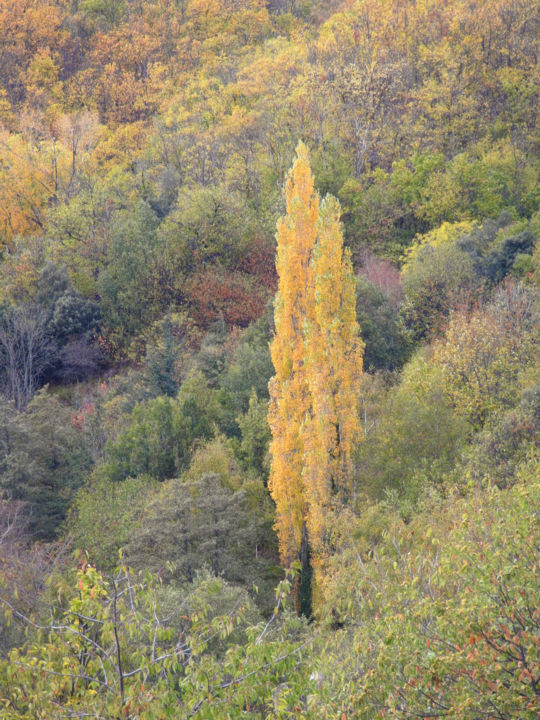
[0,562,312,719]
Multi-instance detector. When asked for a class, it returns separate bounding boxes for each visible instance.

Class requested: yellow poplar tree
[268,143,317,614]
[303,195,363,564]
[268,143,363,614]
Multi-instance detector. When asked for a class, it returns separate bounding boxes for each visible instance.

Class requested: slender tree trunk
[297,522,312,619]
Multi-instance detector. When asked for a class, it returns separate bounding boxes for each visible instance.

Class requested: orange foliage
[303,195,363,560]
[0,128,66,246]
[268,142,318,573]
[0,0,66,108]
[268,143,363,610]
[185,266,271,329]
[238,236,277,291]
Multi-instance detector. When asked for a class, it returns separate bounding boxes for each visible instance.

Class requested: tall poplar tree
[268,143,317,615]
[268,144,363,615]
[304,196,363,561]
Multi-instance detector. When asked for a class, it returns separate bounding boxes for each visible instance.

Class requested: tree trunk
[297,522,312,619]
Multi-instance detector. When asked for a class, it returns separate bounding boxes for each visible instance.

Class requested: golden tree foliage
[269,143,363,611]
[268,142,317,572]
[0,114,100,250]
[0,129,66,247]
[304,195,363,558]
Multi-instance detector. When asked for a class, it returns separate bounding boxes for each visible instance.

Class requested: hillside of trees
[0,1,538,717]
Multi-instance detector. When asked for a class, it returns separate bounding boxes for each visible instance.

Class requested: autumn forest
[0,0,539,717]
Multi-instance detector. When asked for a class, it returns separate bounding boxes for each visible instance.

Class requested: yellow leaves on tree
[0,129,61,248]
[0,113,100,251]
[268,142,363,613]
[268,142,317,578]
[304,195,363,558]
[432,281,538,430]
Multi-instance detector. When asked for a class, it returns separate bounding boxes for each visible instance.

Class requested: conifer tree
[268,144,363,614]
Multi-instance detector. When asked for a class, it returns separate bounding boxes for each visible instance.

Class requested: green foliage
[0,390,92,540]
[433,281,539,428]
[220,328,274,412]
[392,143,536,227]
[0,563,310,719]
[236,391,271,479]
[103,395,177,482]
[68,474,157,568]
[103,371,220,483]
[46,182,116,296]
[182,435,243,490]
[355,353,469,505]
[143,313,194,397]
[401,221,481,341]
[126,472,267,587]
[80,0,126,27]
[339,173,415,258]
[195,320,229,387]
[457,399,539,489]
[96,201,179,354]
[174,370,222,465]
[159,183,258,272]
[402,220,477,272]
[486,229,536,282]
[356,276,410,371]
[341,139,538,260]
[313,468,540,720]
[402,212,539,342]
[35,262,71,308]
[50,289,100,342]
[211,308,274,447]
[36,273,99,355]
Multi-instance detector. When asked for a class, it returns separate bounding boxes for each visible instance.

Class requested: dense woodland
[0,0,539,717]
